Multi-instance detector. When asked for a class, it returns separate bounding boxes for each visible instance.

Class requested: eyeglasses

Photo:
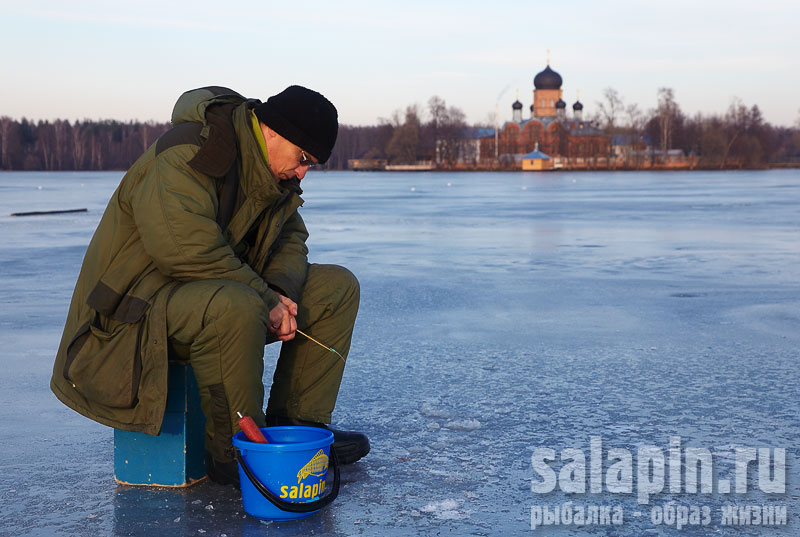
[299,150,317,169]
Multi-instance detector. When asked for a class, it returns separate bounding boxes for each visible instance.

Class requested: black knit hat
[254,85,338,164]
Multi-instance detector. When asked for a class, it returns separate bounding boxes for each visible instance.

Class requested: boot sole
[333,438,371,465]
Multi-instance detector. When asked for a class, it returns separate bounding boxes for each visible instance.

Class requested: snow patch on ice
[421,403,452,418]
[421,498,463,519]
[444,419,482,431]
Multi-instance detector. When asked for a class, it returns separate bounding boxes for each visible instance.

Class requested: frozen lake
[1,169,799,536]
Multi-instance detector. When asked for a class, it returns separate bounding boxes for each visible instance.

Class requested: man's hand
[268,294,298,342]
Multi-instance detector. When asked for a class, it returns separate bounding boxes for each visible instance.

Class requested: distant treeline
[0,95,467,171]
[602,88,800,168]
[1,90,799,171]
[0,117,170,171]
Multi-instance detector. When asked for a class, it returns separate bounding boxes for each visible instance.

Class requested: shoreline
[1,163,798,174]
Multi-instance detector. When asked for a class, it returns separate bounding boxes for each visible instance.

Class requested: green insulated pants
[165,264,359,462]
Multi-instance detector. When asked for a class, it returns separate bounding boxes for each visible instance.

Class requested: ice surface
[1,169,800,536]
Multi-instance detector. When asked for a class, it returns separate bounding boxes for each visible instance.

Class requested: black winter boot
[265,415,370,465]
[205,452,239,486]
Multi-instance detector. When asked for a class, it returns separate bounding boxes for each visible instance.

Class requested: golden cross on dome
[546,49,550,65]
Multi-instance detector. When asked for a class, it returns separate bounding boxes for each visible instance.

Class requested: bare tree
[0,116,14,169]
[465,109,497,130]
[721,98,748,169]
[386,106,421,164]
[792,109,800,157]
[37,121,54,171]
[624,103,644,168]
[424,96,467,166]
[53,119,70,170]
[657,88,677,157]
[72,122,87,169]
[428,96,447,130]
[596,88,624,133]
[88,125,106,170]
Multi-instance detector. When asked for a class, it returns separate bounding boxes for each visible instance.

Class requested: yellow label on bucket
[279,478,326,499]
[297,449,329,483]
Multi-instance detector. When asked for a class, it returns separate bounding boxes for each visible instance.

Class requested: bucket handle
[234,446,340,514]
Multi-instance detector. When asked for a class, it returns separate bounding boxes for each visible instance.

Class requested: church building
[480,61,610,167]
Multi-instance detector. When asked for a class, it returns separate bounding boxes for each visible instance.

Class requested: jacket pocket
[63,313,144,409]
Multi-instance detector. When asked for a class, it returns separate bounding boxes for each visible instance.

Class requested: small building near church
[348,158,388,171]
[521,144,552,171]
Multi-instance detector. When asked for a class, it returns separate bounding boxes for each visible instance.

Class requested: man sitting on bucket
[50,85,370,485]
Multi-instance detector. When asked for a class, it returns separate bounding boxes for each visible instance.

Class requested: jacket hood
[171,86,254,126]
[170,86,301,205]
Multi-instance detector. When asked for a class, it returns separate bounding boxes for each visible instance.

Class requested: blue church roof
[612,133,652,146]
[521,149,551,160]
[461,127,496,139]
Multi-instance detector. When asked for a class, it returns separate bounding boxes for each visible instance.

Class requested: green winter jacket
[50,87,308,435]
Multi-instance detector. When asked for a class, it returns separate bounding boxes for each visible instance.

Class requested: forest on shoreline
[2,89,799,172]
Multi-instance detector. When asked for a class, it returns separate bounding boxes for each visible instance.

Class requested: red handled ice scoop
[237,412,268,443]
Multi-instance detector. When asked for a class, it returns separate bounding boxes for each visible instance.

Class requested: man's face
[261,123,318,181]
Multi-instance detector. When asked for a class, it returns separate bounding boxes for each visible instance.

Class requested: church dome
[512,100,523,110]
[534,65,562,90]
[573,100,583,111]
[555,98,567,109]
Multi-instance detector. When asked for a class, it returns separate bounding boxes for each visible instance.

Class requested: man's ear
[261,124,277,139]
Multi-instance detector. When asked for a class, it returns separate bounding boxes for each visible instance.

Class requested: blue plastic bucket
[232,426,339,521]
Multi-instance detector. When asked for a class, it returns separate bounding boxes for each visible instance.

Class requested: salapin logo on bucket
[279,448,329,500]
[297,449,329,482]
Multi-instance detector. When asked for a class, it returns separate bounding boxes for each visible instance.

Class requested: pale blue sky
[1,0,798,126]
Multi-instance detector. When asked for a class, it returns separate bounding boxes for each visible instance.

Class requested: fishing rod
[296,330,346,363]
